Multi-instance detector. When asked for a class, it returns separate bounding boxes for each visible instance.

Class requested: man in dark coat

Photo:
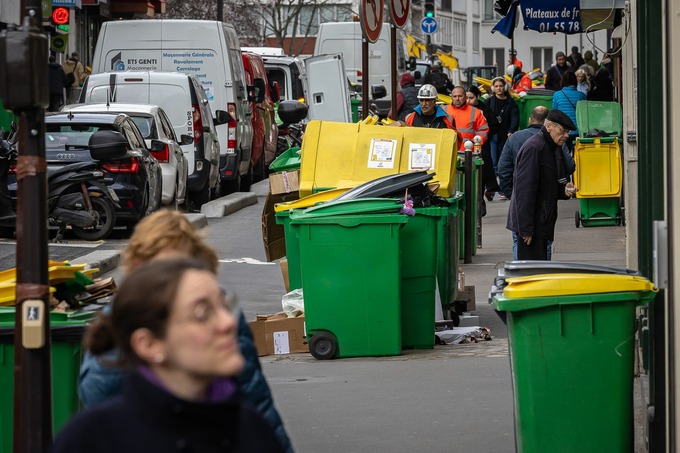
[394,72,419,121]
[48,55,66,112]
[506,109,577,260]
[566,46,585,71]
[544,51,570,91]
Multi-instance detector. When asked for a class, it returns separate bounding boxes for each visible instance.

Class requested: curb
[201,192,258,218]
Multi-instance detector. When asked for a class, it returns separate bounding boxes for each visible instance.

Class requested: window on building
[265,4,354,37]
[531,47,554,72]
[483,0,498,21]
[440,0,452,12]
[452,19,466,49]
[483,48,504,67]
[437,16,452,46]
[472,22,480,52]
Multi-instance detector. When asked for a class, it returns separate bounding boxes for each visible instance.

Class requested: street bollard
[464,140,473,264]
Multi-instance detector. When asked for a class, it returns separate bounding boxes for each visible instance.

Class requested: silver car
[62,103,190,209]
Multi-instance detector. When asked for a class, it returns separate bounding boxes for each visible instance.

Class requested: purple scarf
[138,366,237,402]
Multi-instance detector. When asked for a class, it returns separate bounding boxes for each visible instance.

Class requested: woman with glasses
[76,210,292,452]
[52,259,285,452]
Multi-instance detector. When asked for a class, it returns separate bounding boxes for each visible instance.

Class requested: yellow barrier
[573,137,622,198]
[299,120,458,198]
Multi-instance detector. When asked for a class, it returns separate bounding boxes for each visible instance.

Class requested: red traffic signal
[51,7,70,26]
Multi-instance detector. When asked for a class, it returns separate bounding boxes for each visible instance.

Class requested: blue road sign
[420,17,438,35]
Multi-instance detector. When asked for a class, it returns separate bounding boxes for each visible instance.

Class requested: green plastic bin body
[494,289,655,453]
[437,196,461,309]
[0,308,96,453]
[291,201,407,358]
[578,197,621,227]
[350,99,361,123]
[268,147,301,173]
[275,210,302,290]
[456,155,481,258]
[517,94,553,129]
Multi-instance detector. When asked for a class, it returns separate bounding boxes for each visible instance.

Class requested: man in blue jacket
[506,109,577,260]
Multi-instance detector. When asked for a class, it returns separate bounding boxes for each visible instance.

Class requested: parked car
[258,55,307,105]
[91,19,255,195]
[7,112,163,228]
[78,71,225,209]
[62,103,190,209]
[242,52,279,181]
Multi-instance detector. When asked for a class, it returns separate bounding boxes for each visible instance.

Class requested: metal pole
[390,23,397,120]
[217,0,223,22]
[7,2,52,452]
[463,146,472,264]
[426,34,432,60]
[362,37,369,119]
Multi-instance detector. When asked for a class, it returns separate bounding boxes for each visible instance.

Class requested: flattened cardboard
[249,312,308,356]
[269,170,300,195]
[261,191,299,262]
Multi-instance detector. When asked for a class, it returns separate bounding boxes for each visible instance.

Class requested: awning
[110,0,165,16]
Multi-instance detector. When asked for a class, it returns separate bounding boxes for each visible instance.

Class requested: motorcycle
[275,100,308,160]
[1,124,121,242]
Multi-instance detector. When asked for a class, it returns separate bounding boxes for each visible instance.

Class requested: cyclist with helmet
[507,64,532,95]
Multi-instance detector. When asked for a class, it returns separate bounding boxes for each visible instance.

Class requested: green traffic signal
[424,1,435,18]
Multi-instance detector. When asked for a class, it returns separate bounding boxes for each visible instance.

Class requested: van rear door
[303,54,351,122]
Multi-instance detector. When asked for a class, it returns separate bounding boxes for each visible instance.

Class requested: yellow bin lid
[504,273,656,299]
[274,188,350,212]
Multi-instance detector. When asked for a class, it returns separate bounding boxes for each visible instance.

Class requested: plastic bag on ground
[282,288,304,318]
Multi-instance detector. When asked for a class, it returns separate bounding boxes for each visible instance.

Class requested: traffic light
[424,0,435,18]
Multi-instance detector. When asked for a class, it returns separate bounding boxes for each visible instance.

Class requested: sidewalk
[470,195,646,453]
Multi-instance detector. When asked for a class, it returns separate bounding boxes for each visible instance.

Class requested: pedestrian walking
[466,86,501,204]
[77,210,293,452]
[506,109,577,260]
[484,77,518,198]
[446,86,489,151]
[48,55,66,112]
[391,72,419,121]
[551,70,586,151]
[497,106,575,259]
[584,50,599,75]
[588,68,615,102]
[566,46,585,71]
[52,259,286,453]
[544,51,570,91]
[575,68,591,96]
[63,51,86,103]
[423,61,454,95]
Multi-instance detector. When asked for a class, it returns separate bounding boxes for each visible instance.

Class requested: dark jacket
[52,372,285,453]
[48,62,66,96]
[423,70,453,95]
[396,73,419,121]
[545,64,569,91]
[588,71,615,102]
[78,310,294,453]
[506,127,570,241]
[485,95,519,138]
[498,124,575,199]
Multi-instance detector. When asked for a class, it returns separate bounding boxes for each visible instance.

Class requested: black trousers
[517,236,548,260]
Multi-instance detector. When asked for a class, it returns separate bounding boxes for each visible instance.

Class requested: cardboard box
[249,312,308,356]
[261,191,299,262]
[280,258,290,293]
[269,170,300,195]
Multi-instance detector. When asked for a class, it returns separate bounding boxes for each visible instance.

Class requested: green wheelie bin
[290,198,408,359]
[492,272,656,453]
[0,307,99,452]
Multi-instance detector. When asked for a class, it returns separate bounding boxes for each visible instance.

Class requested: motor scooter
[1,124,120,242]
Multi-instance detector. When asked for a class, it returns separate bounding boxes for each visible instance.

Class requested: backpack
[64,72,75,88]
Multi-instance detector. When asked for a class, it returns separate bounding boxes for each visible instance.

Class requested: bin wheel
[309,332,338,360]
[575,211,581,228]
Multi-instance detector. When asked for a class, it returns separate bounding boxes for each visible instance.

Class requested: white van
[78,71,223,208]
[314,22,393,116]
[92,19,257,193]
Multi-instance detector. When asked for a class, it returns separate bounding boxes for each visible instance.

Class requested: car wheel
[220,172,241,196]
[72,197,116,241]
[309,332,338,360]
[240,160,254,192]
[189,182,210,211]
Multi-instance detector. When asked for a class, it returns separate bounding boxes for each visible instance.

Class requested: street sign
[388,0,410,29]
[360,0,384,43]
[51,34,68,53]
[421,17,438,35]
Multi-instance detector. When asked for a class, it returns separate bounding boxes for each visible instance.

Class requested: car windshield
[46,124,116,148]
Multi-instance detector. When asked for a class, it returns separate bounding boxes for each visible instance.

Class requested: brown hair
[122,210,218,273]
[85,259,211,365]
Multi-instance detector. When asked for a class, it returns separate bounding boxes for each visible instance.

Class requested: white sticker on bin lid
[408,143,436,171]
[367,138,397,169]
[273,331,290,354]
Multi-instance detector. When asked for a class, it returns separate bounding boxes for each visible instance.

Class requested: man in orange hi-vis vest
[446,86,489,150]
